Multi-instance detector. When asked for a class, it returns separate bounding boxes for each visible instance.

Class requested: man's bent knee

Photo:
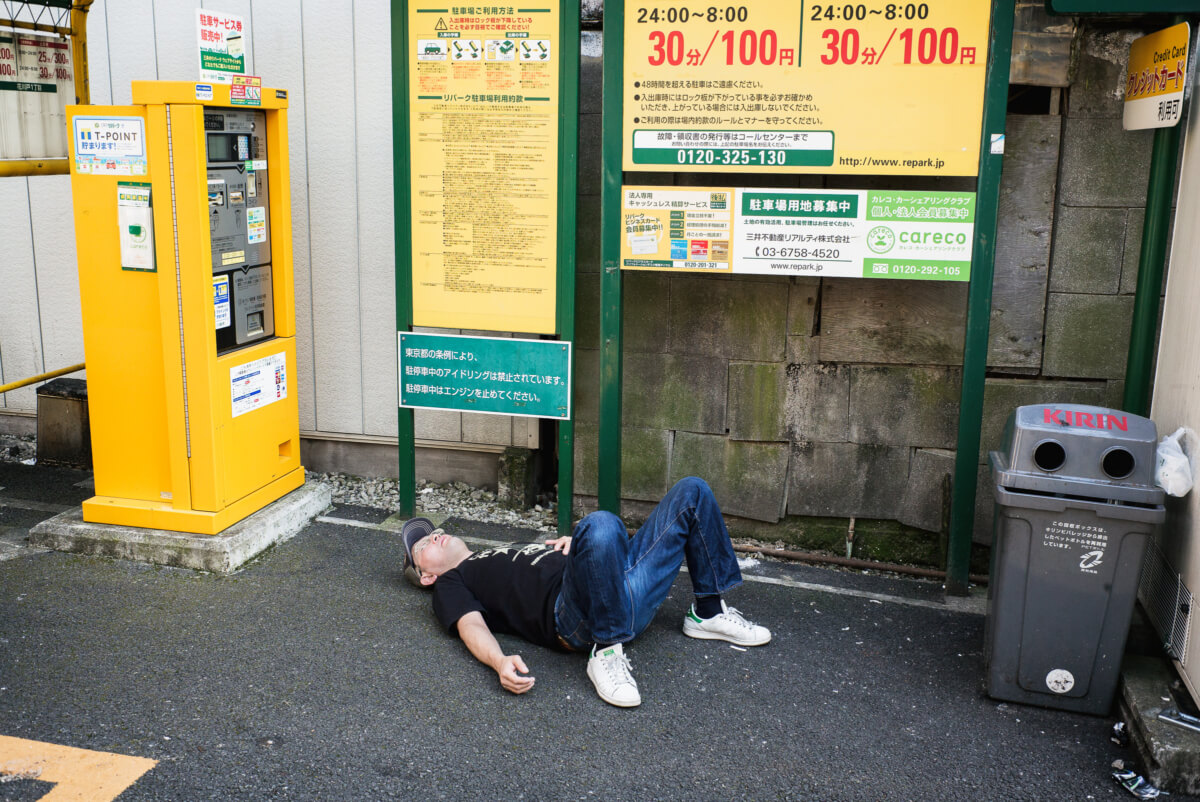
[573,510,627,547]
[672,475,713,500]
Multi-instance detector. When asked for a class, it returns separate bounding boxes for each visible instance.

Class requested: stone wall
[570,18,1159,557]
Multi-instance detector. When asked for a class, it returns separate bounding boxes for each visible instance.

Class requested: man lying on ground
[403,476,771,708]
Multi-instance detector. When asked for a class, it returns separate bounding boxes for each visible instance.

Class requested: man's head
[401,517,472,587]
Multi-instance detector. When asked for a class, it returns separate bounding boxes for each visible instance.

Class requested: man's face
[411,530,470,585]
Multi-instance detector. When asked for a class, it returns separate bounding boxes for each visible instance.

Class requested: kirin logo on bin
[1079,550,1104,573]
[1043,408,1128,431]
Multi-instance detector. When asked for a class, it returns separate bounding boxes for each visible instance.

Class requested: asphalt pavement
[0,460,1190,801]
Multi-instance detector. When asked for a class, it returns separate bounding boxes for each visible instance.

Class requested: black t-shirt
[431,544,566,649]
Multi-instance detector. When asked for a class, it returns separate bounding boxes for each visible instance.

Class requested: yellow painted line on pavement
[0,735,156,801]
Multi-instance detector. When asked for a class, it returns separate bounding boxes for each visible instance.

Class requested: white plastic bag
[1156,427,1194,497]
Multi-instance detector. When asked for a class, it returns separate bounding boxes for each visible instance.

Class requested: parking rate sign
[623,0,992,176]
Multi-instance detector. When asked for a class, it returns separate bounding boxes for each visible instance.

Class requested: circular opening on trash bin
[1102,447,1136,480]
[1033,440,1066,472]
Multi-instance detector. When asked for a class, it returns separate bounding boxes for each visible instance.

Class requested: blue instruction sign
[399,332,571,419]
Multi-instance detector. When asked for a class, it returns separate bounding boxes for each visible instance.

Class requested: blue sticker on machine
[213,275,231,329]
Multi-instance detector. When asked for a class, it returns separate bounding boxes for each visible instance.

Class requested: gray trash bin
[984,403,1165,715]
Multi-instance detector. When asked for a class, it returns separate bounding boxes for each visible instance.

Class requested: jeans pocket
[554,593,591,650]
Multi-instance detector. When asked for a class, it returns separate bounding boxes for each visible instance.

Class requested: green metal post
[1122,109,1184,416]
[597,0,625,513]
[557,0,581,535]
[946,0,1016,596]
[392,0,416,518]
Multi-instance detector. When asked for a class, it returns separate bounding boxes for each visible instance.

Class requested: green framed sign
[1047,1,1197,11]
[399,332,572,419]
[392,0,580,533]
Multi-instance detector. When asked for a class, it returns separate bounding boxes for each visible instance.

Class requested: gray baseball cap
[401,517,436,588]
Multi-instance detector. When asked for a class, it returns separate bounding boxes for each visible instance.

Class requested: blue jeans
[554,476,743,649]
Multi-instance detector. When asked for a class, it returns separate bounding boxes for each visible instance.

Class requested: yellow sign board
[1124,22,1190,131]
[408,2,560,334]
[623,1,991,176]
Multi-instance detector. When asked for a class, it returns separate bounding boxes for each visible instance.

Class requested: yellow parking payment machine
[67,81,303,535]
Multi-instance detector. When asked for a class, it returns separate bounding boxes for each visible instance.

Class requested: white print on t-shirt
[471,543,558,566]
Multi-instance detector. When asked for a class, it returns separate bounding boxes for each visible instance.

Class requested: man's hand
[456,612,538,696]
[545,535,572,555]
[496,654,535,694]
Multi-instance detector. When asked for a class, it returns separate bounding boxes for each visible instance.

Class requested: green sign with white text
[399,332,572,419]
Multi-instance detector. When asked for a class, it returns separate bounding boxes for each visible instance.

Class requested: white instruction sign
[621,186,977,281]
[246,206,266,244]
[213,274,231,329]
[117,182,155,271]
[230,351,287,418]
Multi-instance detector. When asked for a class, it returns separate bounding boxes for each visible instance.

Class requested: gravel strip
[0,433,36,464]
[308,470,558,532]
[0,434,919,577]
[0,432,557,532]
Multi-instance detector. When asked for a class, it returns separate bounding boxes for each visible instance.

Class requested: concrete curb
[1120,653,1200,795]
[379,511,449,531]
[28,482,332,573]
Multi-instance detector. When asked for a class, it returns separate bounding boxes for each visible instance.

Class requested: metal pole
[597,0,625,513]
[71,0,93,105]
[0,363,85,395]
[557,0,581,535]
[946,0,1016,596]
[1122,107,1184,416]
[392,0,416,518]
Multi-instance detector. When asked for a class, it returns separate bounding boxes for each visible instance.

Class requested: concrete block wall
[572,18,1158,549]
[0,7,1160,554]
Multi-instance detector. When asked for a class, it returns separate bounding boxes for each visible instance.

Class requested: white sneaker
[586,643,640,708]
[683,601,772,646]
